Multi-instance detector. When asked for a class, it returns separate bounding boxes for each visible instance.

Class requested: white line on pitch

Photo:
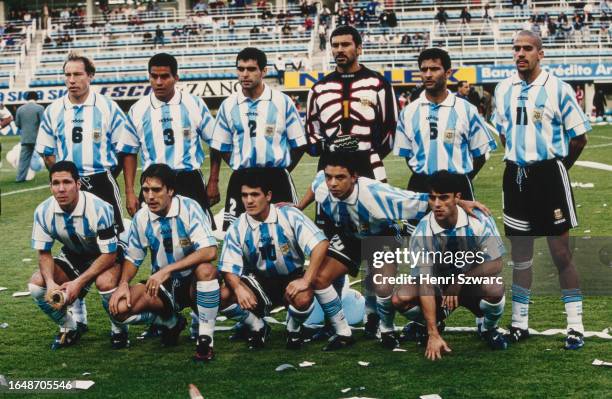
[1,184,48,197]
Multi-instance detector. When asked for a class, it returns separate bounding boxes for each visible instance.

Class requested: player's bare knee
[29,271,44,287]
[194,262,217,280]
[95,272,116,292]
[291,290,314,310]
[219,286,235,308]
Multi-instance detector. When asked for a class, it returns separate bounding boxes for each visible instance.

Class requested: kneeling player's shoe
[564,329,585,350]
[505,325,530,343]
[481,327,509,350]
[51,329,82,350]
[110,331,130,349]
[160,315,187,347]
[247,323,271,350]
[399,322,427,343]
[193,335,215,362]
[139,324,161,340]
[229,322,250,342]
[322,334,355,351]
[286,331,303,350]
[363,313,380,340]
[76,322,89,335]
[380,331,400,350]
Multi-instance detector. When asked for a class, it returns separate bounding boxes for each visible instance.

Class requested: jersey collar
[512,70,549,87]
[148,196,180,221]
[53,191,86,217]
[150,90,182,109]
[246,203,278,229]
[429,205,468,235]
[63,90,96,110]
[419,89,456,107]
[329,180,359,205]
[237,83,272,104]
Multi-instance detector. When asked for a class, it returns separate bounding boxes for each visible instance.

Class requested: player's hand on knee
[206,182,220,206]
[110,282,131,315]
[126,191,139,217]
[235,285,258,311]
[458,199,491,217]
[425,334,451,361]
[285,278,310,300]
[146,270,169,297]
[60,279,84,305]
[442,295,459,311]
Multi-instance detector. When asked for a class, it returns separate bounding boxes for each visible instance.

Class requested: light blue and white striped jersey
[394,91,496,174]
[117,90,214,171]
[125,195,217,277]
[210,84,307,170]
[410,207,505,273]
[32,191,118,257]
[312,171,429,239]
[35,91,135,176]
[492,71,591,165]
[218,204,326,277]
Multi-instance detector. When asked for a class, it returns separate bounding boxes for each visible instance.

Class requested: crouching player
[218,169,354,350]
[108,164,219,362]
[29,161,127,349]
[392,171,508,360]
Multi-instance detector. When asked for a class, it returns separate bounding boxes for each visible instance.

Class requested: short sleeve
[217,222,244,275]
[467,104,497,157]
[393,107,414,158]
[210,102,233,152]
[117,105,142,154]
[95,203,118,253]
[285,97,307,148]
[187,200,217,250]
[35,107,57,156]
[287,208,326,256]
[559,83,591,138]
[31,205,54,251]
[125,213,148,267]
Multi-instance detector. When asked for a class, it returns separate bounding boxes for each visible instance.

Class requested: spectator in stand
[304,15,314,31]
[274,54,286,84]
[282,22,292,35]
[153,25,165,46]
[318,24,327,50]
[250,25,261,37]
[60,8,70,21]
[398,92,408,110]
[367,0,380,16]
[320,6,332,27]
[388,10,397,27]
[456,80,470,101]
[379,9,390,28]
[601,0,611,17]
[338,10,349,26]
[435,7,449,36]
[573,15,584,45]
[277,9,287,20]
[357,9,368,28]
[400,33,411,45]
[575,85,585,111]
[458,6,472,35]
[480,3,495,35]
[594,88,607,117]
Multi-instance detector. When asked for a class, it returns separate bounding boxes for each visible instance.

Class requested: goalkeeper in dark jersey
[296,25,399,339]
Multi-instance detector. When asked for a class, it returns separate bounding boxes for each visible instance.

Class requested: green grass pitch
[0,126,611,398]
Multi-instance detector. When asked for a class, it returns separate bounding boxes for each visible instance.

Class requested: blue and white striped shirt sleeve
[117,105,141,154]
[392,107,414,158]
[210,103,233,153]
[217,222,244,275]
[187,201,217,250]
[468,105,497,157]
[196,97,215,145]
[35,107,56,156]
[285,99,307,148]
[287,208,326,256]
[559,83,591,138]
[32,204,54,251]
[108,100,134,150]
[95,202,118,253]
[125,212,148,267]
[311,170,326,193]
[476,213,505,261]
[492,84,508,137]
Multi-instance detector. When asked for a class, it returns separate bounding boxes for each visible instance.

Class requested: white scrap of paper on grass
[12,291,30,297]
[357,361,370,367]
[592,359,612,367]
[0,323,8,329]
[420,395,442,399]
[74,380,95,390]
[0,287,7,292]
[275,364,296,372]
[392,348,407,352]
[341,388,351,393]
[22,258,32,262]
[299,361,315,368]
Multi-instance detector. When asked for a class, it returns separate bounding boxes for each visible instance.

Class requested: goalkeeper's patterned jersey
[210,84,306,170]
[218,204,326,277]
[306,66,398,182]
[311,171,428,239]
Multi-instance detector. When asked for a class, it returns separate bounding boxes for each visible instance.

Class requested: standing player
[392,171,508,360]
[217,169,354,350]
[394,48,496,205]
[493,30,590,349]
[36,53,133,234]
[28,161,126,349]
[209,47,306,231]
[117,53,218,220]
[109,164,220,362]
[302,26,398,336]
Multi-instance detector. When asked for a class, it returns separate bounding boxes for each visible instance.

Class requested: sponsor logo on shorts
[553,208,566,224]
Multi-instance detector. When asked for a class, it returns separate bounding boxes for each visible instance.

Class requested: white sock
[99,289,127,334]
[69,297,87,325]
[376,295,395,333]
[196,280,220,345]
[221,304,264,331]
[287,303,314,333]
[511,284,530,330]
[562,289,584,334]
[315,286,351,336]
[479,296,505,331]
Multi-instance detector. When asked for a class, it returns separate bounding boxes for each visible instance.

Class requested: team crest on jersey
[265,124,276,137]
[93,130,102,142]
[279,242,290,255]
[179,237,192,248]
[183,128,191,138]
[358,222,369,233]
[532,108,544,122]
[444,129,455,143]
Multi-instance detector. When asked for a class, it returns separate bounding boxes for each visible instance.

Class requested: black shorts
[159,274,194,314]
[222,167,298,231]
[326,233,362,277]
[54,249,95,299]
[407,172,474,201]
[80,170,124,233]
[240,270,305,318]
[503,159,578,236]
